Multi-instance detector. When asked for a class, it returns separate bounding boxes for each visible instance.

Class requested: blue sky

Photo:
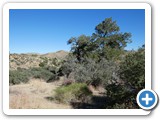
[9,9,145,53]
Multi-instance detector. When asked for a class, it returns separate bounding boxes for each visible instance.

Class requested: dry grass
[9,79,71,109]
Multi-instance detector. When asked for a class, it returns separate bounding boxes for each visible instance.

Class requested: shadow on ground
[45,95,110,109]
[45,96,55,101]
[70,95,110,109]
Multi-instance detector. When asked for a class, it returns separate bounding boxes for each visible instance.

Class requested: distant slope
[42,50,69,59]
[9,50,69,70]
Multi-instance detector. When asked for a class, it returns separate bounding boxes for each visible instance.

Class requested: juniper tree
[68,18,132,62]
[92,17,132,60]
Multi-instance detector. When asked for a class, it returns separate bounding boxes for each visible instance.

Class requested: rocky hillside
[9,50,69,70]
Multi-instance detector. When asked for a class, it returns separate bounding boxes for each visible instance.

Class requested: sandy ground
[9,79,72,109]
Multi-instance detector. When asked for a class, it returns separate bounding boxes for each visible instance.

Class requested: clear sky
[9,9,145,53]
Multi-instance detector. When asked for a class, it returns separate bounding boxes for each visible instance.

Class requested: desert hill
[42,50,69,59]
[9,50,69,70]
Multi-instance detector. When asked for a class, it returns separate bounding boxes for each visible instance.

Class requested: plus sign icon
[137,89,158,110]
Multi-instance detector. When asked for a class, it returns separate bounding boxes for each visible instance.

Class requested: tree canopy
[68,18,132,62]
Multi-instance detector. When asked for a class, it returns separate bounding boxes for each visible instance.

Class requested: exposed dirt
[9,79,71,109]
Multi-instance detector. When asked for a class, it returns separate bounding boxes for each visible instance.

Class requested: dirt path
[9,79,72,109]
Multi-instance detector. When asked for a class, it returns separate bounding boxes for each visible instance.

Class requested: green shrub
[9,70,30,85]
[59,54,77,78]
[29,67,54,81]
[79,58,117,87]
[119,47,145,90]
[39,62,46,67]
[51,58,60,66]
[39,57,48,67]
[61,56,118,87]
[105,46,145,109]
[54,83,92,104]
[9,67,58,85]
[99,47,125,61]
[105,84,138,109]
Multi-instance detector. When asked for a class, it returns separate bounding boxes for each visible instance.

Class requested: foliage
[54,83,92,104]
[39,57,62,68]
[68,35,92,62]
[68,18,132,62]
[100,47,125,61]
[105,46,145,109]
[51,58,61,66]
[60,56,118,87]
[39,57,48,67]
[9,70,30,85]
[105,84,139,109]
[9,67,60,85]
[119,46,145,90]
[93,17,132,49]
[39,62,46,67]
[29,67,54,82]
[74,58,118,87]
[58,54,78,78]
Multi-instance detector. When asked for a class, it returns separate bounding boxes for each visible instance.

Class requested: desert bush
[39,57,48,67]
[61,56,118,87]
[29,67,54,82]
[54,83,92,104]
[100,47,125,61]
[9,70,30,85]
[51,58,60,66]
[77,58,118,87]
[105,46,145,109]
[105,83,138,109]
[39,62,46,67]
[45,66,60,82]
[59,54,78,78]
[108,100,138,109]
[31,54,38,57]
[119,47,145,90]
[9,67,59,85]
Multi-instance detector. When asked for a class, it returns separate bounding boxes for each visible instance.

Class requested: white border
[3,3,151,115]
